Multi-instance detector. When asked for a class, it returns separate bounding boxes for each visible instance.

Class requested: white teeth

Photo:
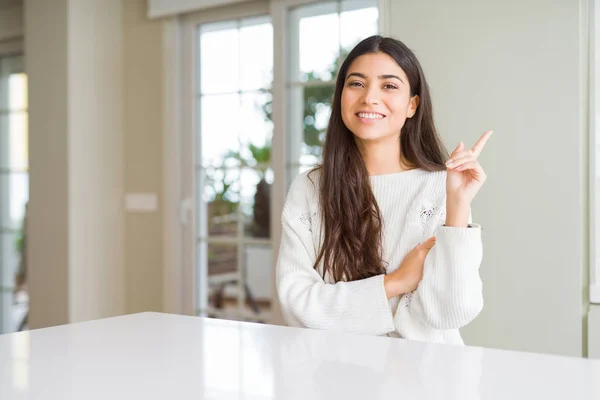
[357,112,384,119]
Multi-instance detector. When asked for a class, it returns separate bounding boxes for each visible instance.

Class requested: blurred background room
[0,0,599,363]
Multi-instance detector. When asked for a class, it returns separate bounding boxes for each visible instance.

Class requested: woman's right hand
[384,237,436,299]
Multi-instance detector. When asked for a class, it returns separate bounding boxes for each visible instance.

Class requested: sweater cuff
[435,223,482,255]
[373,274,396,334]
[438,223,481,236]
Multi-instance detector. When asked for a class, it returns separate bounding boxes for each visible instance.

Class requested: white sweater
[276,168,484,345]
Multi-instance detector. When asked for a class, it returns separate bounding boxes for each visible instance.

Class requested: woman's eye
[383,84,398,90]
[348,81,363,87]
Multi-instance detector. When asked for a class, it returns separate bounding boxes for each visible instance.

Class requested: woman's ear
[407,95,420,118]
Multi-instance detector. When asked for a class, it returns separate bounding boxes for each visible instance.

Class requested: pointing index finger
[471,130,494,156]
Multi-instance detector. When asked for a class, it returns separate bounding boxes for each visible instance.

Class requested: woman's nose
[361,87,380,105]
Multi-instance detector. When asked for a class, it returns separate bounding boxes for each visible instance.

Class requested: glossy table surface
[1,312,599,399]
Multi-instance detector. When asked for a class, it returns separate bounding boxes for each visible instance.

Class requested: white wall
[123,0,165,313]
[389,0,587,356]
[26,0,70,328]
[26,0,126,327]
[23,0,167,329]
[67,0,125,322]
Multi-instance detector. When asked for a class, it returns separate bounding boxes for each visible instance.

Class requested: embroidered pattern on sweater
[405,205,446,308]
[404,291,413,307]
[299,212,318,233]
[419,205,445,236]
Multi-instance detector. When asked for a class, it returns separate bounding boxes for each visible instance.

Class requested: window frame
[171,0,388,320]
[182,0,273,321]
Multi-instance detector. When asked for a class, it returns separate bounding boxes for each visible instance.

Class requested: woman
[276,35,492,345]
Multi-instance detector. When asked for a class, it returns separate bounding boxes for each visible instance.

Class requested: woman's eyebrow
[346,72,404,83]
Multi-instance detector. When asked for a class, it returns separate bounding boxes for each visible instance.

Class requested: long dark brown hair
[310,35,448,283]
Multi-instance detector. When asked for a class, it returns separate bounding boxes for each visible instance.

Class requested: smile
[356,112,385,120]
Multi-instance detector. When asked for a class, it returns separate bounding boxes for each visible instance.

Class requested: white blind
[147,0,254,19]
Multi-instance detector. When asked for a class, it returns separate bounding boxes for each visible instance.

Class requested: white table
[1,312,599,399]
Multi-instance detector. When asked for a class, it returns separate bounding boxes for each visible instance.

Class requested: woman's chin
[352,130,396,143]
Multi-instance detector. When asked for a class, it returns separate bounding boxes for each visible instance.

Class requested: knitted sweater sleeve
[275,173,395,335]
[395,213,484,332]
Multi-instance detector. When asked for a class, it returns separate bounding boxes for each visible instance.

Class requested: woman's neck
[357,137,413,176]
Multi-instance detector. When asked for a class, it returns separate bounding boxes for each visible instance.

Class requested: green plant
[222,138,272,238]
[203,167,238,235]
[207,50,350,238]
[261,49,349,157]
[15,227,23,253]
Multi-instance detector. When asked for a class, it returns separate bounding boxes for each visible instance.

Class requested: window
[194,15,275,321]
[183,0,380,323]
[0,54,28,334]
[286,0,379,186]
